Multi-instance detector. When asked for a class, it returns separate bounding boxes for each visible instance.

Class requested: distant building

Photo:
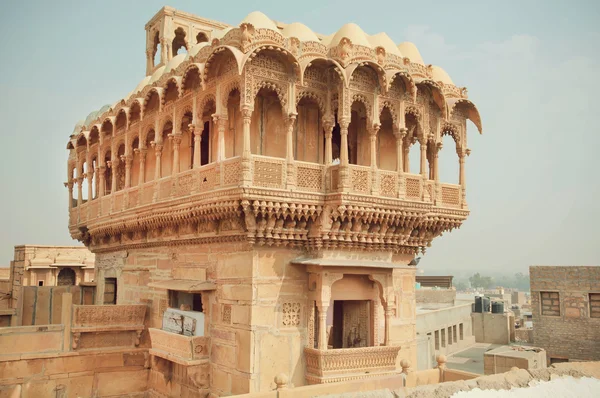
[530,266,600,363]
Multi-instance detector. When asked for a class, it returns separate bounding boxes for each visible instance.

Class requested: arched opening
[130,137,140,186]
[182,67,201,94]
[104,150,112,195]
[172,27,188,56]
[439,131,460,184]
[226,89,241,158]
[90,156,98,199]
[196,32,208,44]
[70,166,77,206]
[378,107,396,171]
[145,130,156,182]
[328,275,382,348]
[405,113,420,174]
[152,31,161,67]
[101,119,113,139]
[57,268,76,286]
[115,110,127,132]
[201,98,216,165]
[251,87,285,158]
[164,80,179,105]
[297,96,322,163]
[180,112,193,171]
[81,161,88,201]
[144,91,160,116]
[348,101,369,166]
[129,102,141,125]
[116,144,126,191]
[160,121,173,177]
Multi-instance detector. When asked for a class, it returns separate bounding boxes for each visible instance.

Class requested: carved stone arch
[114,109,128,132]
[181,63,202,92]
[128,99,143,123]
[140,124,156,148]
[351,93,373,120]
[252,79,288,109]
[415,80,446,116]
[300,57,345,87]
[379,100,399,127]
[243,46,301,82]
[75,133,88,149]
[295,89,326,116]
[221,79,241,110]
[157,117,174,143]
[100,118,114,138]
[204,46,244,83]
[348,62,386,93]
[387,70,416,101]
[198,93,217,117]
[143,88,163,115]
[163,76,183,102]
[447,98,482,134]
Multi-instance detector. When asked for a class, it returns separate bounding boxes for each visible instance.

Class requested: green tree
[469,273,494,289]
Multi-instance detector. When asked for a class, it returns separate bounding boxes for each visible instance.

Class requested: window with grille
[590,293,600,318]
[540,291,560,316]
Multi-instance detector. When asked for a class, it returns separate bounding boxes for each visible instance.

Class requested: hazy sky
[0,0,598,274]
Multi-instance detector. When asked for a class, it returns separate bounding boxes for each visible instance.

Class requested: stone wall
[416,288,455,304]
[530,266,600,361]
[471,312,511,345]
[0,349,149,397]
[514,328,533,343]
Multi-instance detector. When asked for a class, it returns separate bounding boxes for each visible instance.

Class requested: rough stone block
[236,329,254,373]
[95,369,149,396]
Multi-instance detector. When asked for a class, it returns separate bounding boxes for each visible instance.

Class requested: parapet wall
[416,288,456,304]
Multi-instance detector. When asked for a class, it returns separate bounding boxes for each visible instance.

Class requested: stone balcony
[148,328,210,365]
[69,154,467,253]
[304,346,402,384]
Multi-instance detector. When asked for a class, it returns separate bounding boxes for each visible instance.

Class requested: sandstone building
[65,6,482,395]
[530,266,600,363]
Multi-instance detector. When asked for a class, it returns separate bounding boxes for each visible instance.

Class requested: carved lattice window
[282,302,301,327]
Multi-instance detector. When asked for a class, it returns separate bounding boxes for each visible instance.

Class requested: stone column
[192,124,202,168]
[154,144,163,180]
[98,166,105,197]
[434,143,441,182]
[369,124,380,195]
[137,149,147,185]
[66,181,74,209]
[160,38,168,64]
[403,143,410,173]
[286,113,297,190]
[318,305,329,350]
[394,127,407,173]
[171,135,182,174]
[419,138,428,178]
[384,307,393,346]
[110,158,118,193]
[145,48,153,75]
[215,116,227,162]
[76,173,83,206]
[339,118,350,190]
[323,120,334,166]
[241,107,253,186]
[87,167,94,200]
[124,155,133,188]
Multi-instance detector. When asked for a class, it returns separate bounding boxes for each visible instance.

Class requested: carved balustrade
[440,183,461,208]
[149,327,210,365]
[70,304,146,351]
[304,346,401,384]
[348,164,372,194]
[252,155,286,190]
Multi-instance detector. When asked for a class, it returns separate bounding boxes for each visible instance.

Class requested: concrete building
[530,266,600,363]
[416,286,476,369]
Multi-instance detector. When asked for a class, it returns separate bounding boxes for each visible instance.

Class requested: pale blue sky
[0,0,598,273]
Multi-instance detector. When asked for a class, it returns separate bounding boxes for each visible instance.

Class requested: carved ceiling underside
[73,189,468,255]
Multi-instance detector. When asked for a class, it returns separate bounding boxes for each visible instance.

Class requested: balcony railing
[149,327,210,365]
[69,155,466,228]
[304,346,401,384]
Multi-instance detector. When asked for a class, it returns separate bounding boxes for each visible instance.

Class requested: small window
[590,293,600,318]
[453,325,457,343]
[540,291,560,316]
[459,323,464,340]
[441,329,446,348]
[434,330,439,350]
[170,291,203,312]
[38,280,44,287]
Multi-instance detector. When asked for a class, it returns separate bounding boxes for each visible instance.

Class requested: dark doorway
[201,121,210,165]
[104,278,117,304]
[57,268,76,286]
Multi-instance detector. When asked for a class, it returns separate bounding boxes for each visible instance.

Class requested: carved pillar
[137,149,147,185]
[66,181,74,209]
[110,158,118,193]
[145,48,153,76]
[339,118,350,190]
[369,124,380,195]
[459,148,470,207]
[98,166,105,197]
[433,143,441,182]
[170,135,182,174]
[403,142,410,173]
[323,120,334,166]
[418,138,428,178]
[192,124,201,168]
[124,155,133,188]
[317,305,329,350]
[384,307,393,346]
[286,113,297,190]
[87,167,94,200]
[154,143,163,180]
[215,116,227,162]
[394,127,407,173]
[160,38,168,64]
[241,107,253,186]
[76,173,83,206]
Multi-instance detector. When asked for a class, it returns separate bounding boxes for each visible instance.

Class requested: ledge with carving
[304,345,402,384]
[70,180,468,255]
[148,328,210,366]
